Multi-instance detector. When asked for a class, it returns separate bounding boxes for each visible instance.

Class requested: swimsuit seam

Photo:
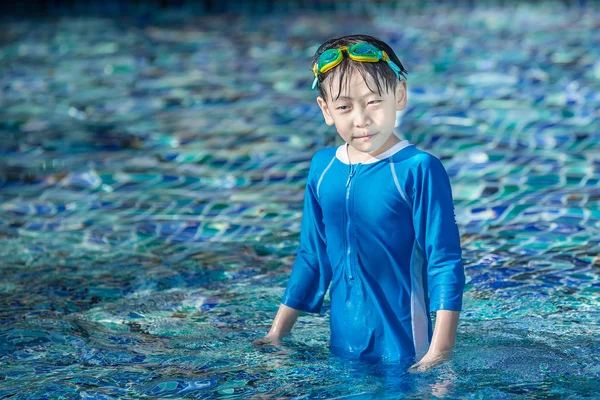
[317,154,336,199]
[390,162,413,211]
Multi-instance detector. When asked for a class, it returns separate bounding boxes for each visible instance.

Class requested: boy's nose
[354,114,371,128]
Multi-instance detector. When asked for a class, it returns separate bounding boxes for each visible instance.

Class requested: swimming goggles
[311,42,404,89]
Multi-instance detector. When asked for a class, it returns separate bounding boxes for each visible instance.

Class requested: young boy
[255,34,465,372]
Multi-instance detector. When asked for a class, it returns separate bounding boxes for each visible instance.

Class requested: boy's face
[316,71,407,157]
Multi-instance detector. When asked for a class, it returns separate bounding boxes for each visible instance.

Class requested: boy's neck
[346,133,401,164]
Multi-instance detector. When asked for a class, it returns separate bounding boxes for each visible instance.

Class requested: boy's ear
[395,80,407,111]
[316,96,335,126]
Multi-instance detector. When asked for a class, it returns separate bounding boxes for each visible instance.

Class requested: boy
[255,34,465,372]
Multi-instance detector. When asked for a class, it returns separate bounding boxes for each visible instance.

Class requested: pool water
[1,1,599,398]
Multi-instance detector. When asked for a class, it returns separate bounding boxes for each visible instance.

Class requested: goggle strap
[312,76,319,89]
[388,61,401,78]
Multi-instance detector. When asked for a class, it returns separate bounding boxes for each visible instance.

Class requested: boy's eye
[337,105,350,110]
[368,100,382,105]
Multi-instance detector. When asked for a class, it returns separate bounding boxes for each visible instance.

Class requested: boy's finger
[251,337,282,348]
[407,362,421,372]
[251,338,270,347]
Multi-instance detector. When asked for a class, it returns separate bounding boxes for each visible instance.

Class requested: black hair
[310,34,408,102]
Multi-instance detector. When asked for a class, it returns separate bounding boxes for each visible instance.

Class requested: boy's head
[311,34,408,156]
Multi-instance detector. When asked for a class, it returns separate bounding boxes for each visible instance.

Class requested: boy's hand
[409,310,460,373]
[251,334,283,348]
[408,349,452,373]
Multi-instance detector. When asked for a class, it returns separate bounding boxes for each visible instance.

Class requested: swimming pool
[1,1,599,398]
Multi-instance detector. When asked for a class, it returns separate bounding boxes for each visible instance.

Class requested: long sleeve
[411,154,465,312]
[281,155,333,313]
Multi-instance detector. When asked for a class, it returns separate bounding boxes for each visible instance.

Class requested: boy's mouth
[355,133,378,139]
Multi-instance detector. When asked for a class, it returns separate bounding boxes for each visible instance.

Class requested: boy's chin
[354,137,380,149]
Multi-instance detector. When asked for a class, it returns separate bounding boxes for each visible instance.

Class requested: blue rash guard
[281,139,466,363]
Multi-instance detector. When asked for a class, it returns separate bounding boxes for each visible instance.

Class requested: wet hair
[310,34,408,102]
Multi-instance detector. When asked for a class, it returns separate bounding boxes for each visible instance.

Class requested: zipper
[345,163,358,280]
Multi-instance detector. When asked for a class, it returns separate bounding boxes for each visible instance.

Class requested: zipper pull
[345,164,355,187]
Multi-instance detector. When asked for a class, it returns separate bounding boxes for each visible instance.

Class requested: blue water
[1,1,599,398]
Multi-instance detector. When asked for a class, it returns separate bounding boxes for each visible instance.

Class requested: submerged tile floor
[0,2,599,398]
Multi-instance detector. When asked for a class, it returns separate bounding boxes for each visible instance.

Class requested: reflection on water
[1,1,599,398]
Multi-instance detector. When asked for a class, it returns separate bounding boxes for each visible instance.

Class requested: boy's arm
[411,154,465,354]
[278,154,332,314]
[266,304,302,339]
[430,310,460,352]
[257,154,332,342]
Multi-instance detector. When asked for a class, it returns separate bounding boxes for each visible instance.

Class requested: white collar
[336,139,412,165]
